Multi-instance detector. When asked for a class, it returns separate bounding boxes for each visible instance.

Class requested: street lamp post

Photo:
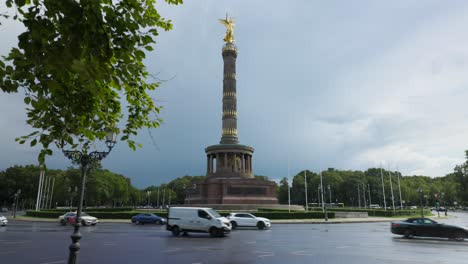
[13,189,21,218]
[417,188,424,218]
[327,185,331,206]
[59,130,117,264]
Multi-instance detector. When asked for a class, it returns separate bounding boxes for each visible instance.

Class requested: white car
[59,212,99,226]
[227,213,271,230]
[0,215,7,226]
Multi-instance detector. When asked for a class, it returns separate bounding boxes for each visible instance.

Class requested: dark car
[131,213,166,225]
[391,217,468,241]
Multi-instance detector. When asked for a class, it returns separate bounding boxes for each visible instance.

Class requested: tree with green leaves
[0,0,182,163]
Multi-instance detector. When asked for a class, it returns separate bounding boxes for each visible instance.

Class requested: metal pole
[368,184,372,207]
[328,185,332,205]
[48,177,55,209]
[418,188,424,218]
[162,189,166,208]
[380,167,387,210]
[397,171,403,209]
[35,169,45,211]
[363,184,367,208]
[288,160,291,213]
[41,175,49,210]
[157,188,160,208]
[389,171,396,215]
[358,184,361,208]
[304,171,308,211]
[317,187,320,208]
[320,171,325,213]
[168,190,171,206]
[68,163,88,264]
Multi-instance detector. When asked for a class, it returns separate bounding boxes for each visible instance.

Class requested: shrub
[25,210,168,219]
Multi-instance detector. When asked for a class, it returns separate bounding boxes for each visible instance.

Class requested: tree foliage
[0,0,182,163]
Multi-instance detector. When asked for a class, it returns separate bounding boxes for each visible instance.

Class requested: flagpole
[380,166,387,211]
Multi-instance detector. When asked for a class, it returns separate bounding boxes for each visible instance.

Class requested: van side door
[193,209,213,231]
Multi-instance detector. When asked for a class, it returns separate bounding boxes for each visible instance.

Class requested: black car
[391,217,468,241]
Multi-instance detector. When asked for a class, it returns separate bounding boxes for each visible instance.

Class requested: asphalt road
[1,213,468,264]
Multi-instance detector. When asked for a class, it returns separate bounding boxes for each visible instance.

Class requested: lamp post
[417,188,424,218]
[13,189,21,218]
[59,130,117,264]
[327,184,331,206]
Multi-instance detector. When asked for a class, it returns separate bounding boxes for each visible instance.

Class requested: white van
[166,207,231,237]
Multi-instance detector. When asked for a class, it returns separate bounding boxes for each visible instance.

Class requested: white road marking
[161,248,181,253]
[38,261,66,264]
[258,254,275,258]
[2,241,31,244]
[335,246,350,249]
[291,250,315,256]
[376,257,425,262]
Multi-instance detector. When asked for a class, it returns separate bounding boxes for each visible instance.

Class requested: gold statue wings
[219,15,235,43]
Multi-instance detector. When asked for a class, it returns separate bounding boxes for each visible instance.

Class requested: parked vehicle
[226,212,271,230]
[1,208,8,212]
[131,213,166,225]
[166,207,231,237]
[369,204,381,209]
[59,212,99,226]
[0,215,7,226]
[391,217,468,241]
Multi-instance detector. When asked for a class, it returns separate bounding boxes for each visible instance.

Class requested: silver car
[0,215,8,226]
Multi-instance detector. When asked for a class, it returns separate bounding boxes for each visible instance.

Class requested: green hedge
[257,208,302,212]
[26,210,168,219]
[42,207,134,213]
[307,207,431,217]
[26,210,331,220]
[246,211,334,219]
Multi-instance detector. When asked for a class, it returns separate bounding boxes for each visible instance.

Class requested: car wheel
[451,231,465,241]
[135,220,140,225]
[230,221,237,230]
[257,221,265,230]
[60,219,67,226]
[403,229,413,239]
[81,220,87,226]
[210,227,220,237]
[155,220,161,225]
[172,226,180,237]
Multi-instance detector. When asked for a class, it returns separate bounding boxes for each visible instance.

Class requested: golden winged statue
[219,14,235,43]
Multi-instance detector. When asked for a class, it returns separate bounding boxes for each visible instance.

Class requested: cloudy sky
[2,0,468,188]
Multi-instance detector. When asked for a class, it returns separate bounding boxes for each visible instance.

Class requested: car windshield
[206,208,221,218]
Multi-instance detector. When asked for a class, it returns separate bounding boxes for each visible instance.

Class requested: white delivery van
[166,207,231,237]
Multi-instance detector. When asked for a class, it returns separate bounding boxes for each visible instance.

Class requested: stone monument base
[186,177,279,206]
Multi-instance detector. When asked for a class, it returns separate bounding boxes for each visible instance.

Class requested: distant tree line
[2,151,468,209]
[278,151,468,208]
